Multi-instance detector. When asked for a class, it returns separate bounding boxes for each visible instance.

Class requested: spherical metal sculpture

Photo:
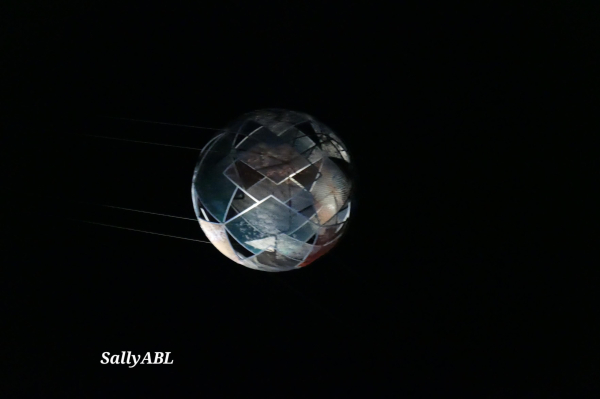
[192,109,353,272]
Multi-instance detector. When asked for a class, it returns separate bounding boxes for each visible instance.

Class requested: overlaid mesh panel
[229,189,257,215]
[192,109,353,272]
[320,139,345,160]
[238,197,308,236]
[274,234,314,260]
[245,177,303,203]
[289,220,320,242]
[225,216,268,254]
[236,127,284,151]
[290,133,317,155]
[253,250,300,269]
[238,142,310,184]
[291,162,320,190]
[306,146,325,164]
[315,224,345,246]
[311,157,351,225]
[286,189,314,215]
[224,161,264,190]
[242,253,296,272]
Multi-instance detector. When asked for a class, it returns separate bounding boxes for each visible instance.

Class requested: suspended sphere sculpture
[192,109,353,272]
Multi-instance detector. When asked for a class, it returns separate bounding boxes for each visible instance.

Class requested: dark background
[2,2,599,397]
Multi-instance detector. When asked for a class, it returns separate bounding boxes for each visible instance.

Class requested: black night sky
[2,3,599,397]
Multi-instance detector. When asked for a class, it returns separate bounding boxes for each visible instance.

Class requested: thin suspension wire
[81,134,204,150]
[67,199,198,221]
[102,116,226,131]
[69,219,210,243]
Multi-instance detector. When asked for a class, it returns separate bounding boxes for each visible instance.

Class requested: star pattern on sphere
[192,109,352,272]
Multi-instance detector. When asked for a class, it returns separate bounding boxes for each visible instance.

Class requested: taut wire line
[69,219,210,243]
[80,134,203,150]
[65,199,198,221]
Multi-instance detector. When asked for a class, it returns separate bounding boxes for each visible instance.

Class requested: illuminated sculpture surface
[192,109,352,272]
